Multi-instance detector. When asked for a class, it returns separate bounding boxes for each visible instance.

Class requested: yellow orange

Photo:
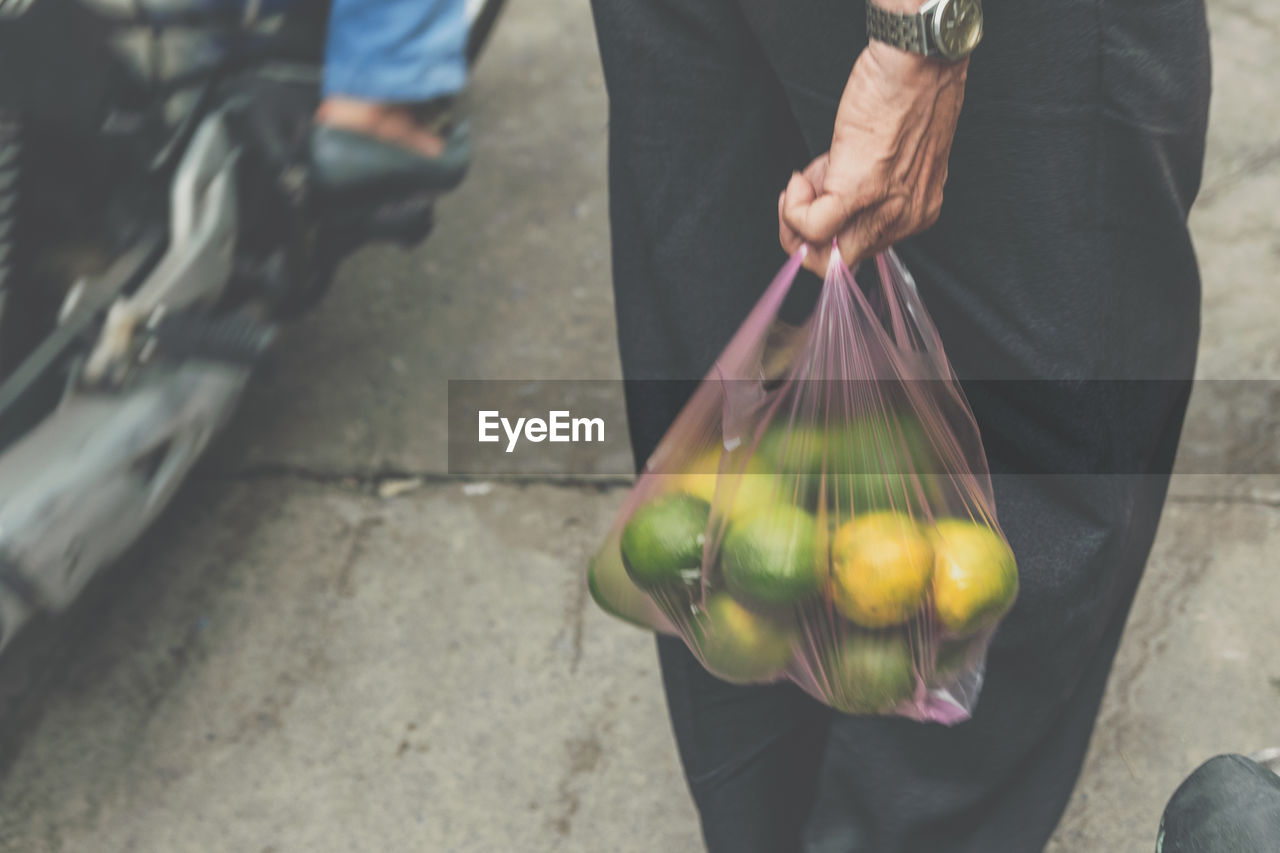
[930,519,1018,635]
[829,512,933,628]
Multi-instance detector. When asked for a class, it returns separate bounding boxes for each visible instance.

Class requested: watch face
[934,0,983,60]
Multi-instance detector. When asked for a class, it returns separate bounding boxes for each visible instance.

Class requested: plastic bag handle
[876,249,945,361]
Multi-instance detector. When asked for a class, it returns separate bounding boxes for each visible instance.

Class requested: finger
[778,189,804,255]
[801,154,830,195]
[773,166,844,245]
[783,189,857,246]
[782,170,816,209]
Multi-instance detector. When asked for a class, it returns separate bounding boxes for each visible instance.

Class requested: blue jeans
[323,0,467,102]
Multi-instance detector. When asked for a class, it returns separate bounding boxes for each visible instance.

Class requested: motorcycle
[0,0,506,652]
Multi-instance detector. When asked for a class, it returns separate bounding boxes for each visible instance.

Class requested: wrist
[866,0,984,62]
[864,40,969,83]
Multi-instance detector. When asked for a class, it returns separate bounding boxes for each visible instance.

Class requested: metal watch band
[866,2,929,56]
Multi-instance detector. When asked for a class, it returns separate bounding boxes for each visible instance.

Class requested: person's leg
[658,636,831,852]
[591,0,828,849]
[1157,755,1280,852]
[313,0,468,181]
[595,0,1210,849]
[323,0,467,105]
[727,0,1210,849]
[591,0,817,390]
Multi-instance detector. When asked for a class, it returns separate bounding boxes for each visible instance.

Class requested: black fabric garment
[1158,755,1280,852]
[590,1,1210,850]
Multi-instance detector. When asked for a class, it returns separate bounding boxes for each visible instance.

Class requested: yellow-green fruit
[693,593,795,684]
[825,630,917,714]
[668,448,726,504]
[722,505,823,606]
[672,450,781,522]
[722,474,791,521]
[829,512,933,628]
[620,493,710,589]
[930,519,1018,635]
[758,418,938,516]
[588,547,662,630]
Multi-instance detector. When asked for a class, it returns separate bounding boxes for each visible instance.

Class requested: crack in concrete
[219,462,633,495]
[559,568,590,675]
[336,515,383,599]
[546,705,613,842]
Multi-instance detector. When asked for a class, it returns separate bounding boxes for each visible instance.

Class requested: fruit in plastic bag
[759,417,938,514]
[588,547,664,629]
[829,512,933,628]
[824,629,917,714]
[668,449,783,522]
[693,592,795,684]
[722,505,824,606]
[587,249,1018,723]
[620,493,709,589]
[930,519,1018,635]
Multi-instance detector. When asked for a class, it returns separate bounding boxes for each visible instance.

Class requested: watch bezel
[930,0,983,61]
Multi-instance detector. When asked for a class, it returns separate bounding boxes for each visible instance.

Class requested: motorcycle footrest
[151,311,278,366]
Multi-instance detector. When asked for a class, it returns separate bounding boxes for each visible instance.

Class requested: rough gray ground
[0,0,1277,851]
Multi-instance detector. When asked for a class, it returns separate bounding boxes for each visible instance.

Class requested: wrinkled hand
[780,42,968,274]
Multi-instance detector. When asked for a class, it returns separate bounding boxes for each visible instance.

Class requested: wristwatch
[866,0,984,62]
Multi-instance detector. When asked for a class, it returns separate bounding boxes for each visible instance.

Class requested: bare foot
[314,98,449,158]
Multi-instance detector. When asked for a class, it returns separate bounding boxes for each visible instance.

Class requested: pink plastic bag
[588,248,1017,723]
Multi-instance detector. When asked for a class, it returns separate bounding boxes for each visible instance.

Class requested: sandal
[309,119,471,198]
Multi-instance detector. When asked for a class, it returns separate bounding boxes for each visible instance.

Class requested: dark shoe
[1157,754,1280,853]
[309,120,471,198]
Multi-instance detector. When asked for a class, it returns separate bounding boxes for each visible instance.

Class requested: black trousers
[590,1,1211,850]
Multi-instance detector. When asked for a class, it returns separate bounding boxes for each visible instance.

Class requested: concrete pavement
[1,0,1278,850]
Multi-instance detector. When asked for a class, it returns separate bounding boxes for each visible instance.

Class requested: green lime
[721,505,823,606]
[824,629,918,714]
[620,493,710,589]
[834,417,940,515]
[757,418,939,517]
[756,425,824,473]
